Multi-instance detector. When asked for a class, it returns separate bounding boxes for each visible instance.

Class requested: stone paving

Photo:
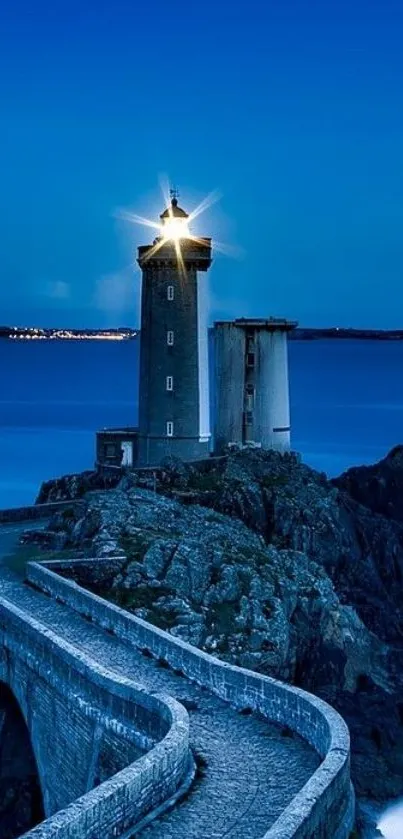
[0,526,320,839]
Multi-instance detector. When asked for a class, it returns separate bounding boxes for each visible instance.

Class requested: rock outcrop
[33,449,403,800]
[333,445,403,523]
[36,470,120,503]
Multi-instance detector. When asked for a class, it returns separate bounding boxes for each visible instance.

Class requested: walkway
[0,525,320,839]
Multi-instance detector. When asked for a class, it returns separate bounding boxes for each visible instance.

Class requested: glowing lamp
[160,196,190,241]
[162,216,189,240]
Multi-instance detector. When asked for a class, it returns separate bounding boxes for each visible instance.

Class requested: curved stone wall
[0,590,189,839]
[28,559,355,839]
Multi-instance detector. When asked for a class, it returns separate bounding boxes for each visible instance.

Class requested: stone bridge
[0,516,355,839]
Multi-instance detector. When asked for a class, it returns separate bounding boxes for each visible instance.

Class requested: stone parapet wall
[28,559,355,839]
[0,587,189,839]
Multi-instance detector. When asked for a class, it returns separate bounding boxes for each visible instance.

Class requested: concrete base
[136,437,210,467]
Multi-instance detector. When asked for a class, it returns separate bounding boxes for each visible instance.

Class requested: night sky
[1,0,402,329]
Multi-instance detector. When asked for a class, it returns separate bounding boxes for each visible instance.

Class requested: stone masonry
[0,517,354,839]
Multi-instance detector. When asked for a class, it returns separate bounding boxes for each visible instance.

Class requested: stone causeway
[0,516,355,839]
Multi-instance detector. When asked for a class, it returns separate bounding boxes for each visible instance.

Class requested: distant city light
[4,328,136,341]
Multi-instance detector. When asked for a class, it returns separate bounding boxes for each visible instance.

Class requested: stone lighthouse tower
[136,193,212,466]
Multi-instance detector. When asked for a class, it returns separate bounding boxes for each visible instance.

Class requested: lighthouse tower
[136,193,212,466]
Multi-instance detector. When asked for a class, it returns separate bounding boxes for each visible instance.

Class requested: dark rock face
[333,445,403,523]
[177,451,403,647]
[36,449,403,800]
[36,470,120,503]
[0,684,43,839]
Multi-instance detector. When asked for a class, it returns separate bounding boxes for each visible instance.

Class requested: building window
[104,443,116,458]
[245,411,253,426]
[167,330,174,346]
[246,334,255,352]
[246,352,255,368]
[167,421,174,437]
[167,285,174,301]
[166,375,173,391]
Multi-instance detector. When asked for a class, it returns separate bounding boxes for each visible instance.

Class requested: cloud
[93,269,138,317]
[46,280,70,300]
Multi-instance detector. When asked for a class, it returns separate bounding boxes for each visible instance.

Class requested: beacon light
[118,184,232,274]
[159,192,190,242]
[161,215,190,241]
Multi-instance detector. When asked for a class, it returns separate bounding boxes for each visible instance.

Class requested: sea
[1,336,403,837]
[1,337,403,508]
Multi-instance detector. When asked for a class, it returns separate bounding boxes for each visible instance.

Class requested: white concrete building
[213,318,297,454]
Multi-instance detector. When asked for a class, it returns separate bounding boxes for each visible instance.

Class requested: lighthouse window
[167,285,174,301]
[166,376,173,391]
[246,335,255,350]
[245,411,253,425]
[246,352,255,368]
[245,385,254,411]
[167,330,174,346]
[167,421,174,437]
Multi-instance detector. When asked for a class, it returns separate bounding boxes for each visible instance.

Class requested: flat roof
[214,318,298,330]
[97,427,139,436]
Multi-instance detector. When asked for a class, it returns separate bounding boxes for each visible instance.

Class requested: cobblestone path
[0,530,320,838]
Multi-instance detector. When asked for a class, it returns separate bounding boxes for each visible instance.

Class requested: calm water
[1,337,403,508]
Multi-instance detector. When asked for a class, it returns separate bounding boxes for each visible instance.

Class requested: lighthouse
[136,192,212,466]
[95,190,297,474]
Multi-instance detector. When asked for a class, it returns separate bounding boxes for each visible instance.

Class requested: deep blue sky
[1,0,402,328]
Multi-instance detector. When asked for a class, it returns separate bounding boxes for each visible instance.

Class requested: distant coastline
[1,325,403,341]
[291,327,403,340]
[0,327,138,341]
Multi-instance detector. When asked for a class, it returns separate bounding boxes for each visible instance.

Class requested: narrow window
[245,383,254,411]
[167,285,174,301]
[245,411,253,426]
[166,375,173,391]
[167,330,174,346]
[246,352,255,368]
[167,421,174,437]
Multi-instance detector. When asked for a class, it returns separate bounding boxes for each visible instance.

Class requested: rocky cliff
[33,448,403,800]
[333,444,403,523]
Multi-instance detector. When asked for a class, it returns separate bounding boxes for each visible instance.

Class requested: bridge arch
[0,681,44,839]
